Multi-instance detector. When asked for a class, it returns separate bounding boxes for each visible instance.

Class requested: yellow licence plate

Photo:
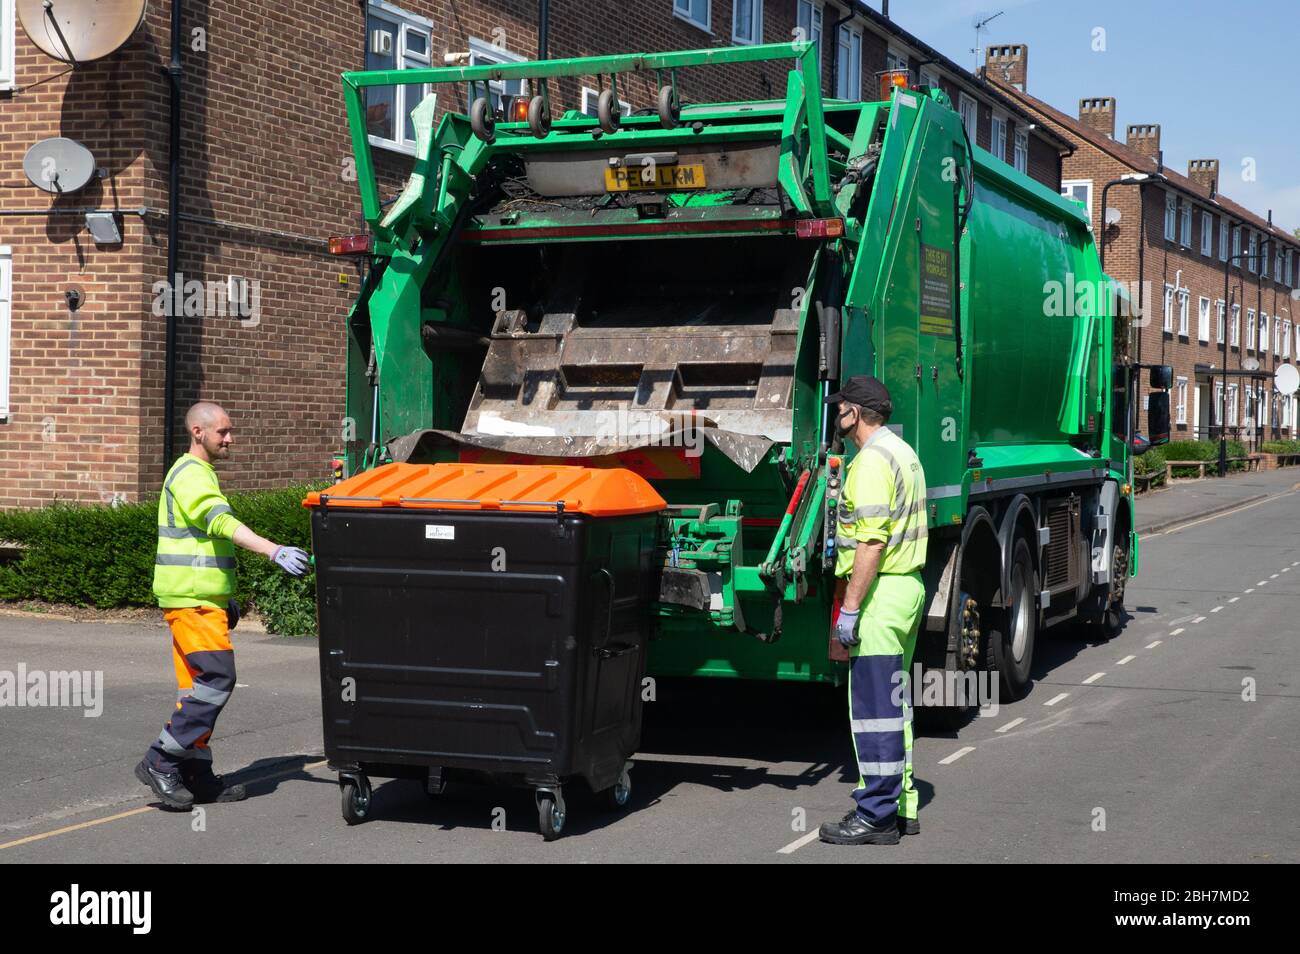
[604,163,707,192]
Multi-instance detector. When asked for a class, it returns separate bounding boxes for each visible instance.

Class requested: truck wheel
[1098,530,1130,638]
[989,537,1036,700]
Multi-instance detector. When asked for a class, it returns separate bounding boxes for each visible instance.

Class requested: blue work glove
[271,545,310,577]
[226,598,240,631]
[834,606,861,647]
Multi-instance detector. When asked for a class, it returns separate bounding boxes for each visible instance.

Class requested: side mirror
[1149,365,1173,390]
[1128,433,1151,455]
[1147,392,1171,446]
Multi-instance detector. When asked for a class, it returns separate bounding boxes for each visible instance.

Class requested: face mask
[836,408,857,438]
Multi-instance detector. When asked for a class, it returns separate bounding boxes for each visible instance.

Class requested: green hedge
[1134,439,1251,483]
[0,483,327,636]
[1262,439,1300,455]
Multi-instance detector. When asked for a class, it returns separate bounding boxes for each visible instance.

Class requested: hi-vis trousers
[834,571,925,826]
[147,606,236,773]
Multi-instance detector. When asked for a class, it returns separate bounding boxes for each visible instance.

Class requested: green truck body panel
[336,43,1139,686]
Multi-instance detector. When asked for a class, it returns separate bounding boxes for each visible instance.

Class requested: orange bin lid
[303,462,667,517]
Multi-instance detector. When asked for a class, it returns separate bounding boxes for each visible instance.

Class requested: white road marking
[1258,581,1268,586]
[1211,606,1223,613]
[1270,573,1279,579]
[939,746,977,764]
[1170,627,1185,636]
[777,831,820,854]
[1146,640,1162,649]
[1228,597,1240,603]
[1245,588,1255,593]
[996,718,1026,732]
[1043,692,1069,707]
[1192,616,1207,624]
[1117,654,1137,665]
[1082,672,1105,685]
[1282,567,1291,573]
[1170,613,1198,625]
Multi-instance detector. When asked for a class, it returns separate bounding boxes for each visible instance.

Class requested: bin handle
[595,567,615,648]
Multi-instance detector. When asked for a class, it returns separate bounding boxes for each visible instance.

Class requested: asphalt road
[1,485,1296,863]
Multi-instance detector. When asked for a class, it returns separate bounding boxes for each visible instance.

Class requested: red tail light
[795,218,845,239]
[329,234,372,255]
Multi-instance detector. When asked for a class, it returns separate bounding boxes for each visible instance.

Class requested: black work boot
[135,759,195,810]
[182,763,247,803]
[899,816,920,836]
[819,810,900,845]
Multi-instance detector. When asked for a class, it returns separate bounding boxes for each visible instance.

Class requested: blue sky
[886,0,1300,233]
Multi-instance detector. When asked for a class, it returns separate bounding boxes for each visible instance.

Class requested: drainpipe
[163,0,184,476]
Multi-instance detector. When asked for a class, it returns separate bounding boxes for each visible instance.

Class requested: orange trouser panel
[148,606,236,772]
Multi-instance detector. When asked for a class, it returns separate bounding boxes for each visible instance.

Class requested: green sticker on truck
[920,244,954,337]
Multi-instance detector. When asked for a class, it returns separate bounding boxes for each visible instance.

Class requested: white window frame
[1177,288,1189,336]
[796,0,823,65]
[990,111,1008,163]
[0,246,10,420]
[958,92,977,144]
[1201,212,1213,256]
[1216,299,1226,344]
[1198,296,1211,343]
[1227,383,1239,426]
[835,23,863,101]
[1179,200,1191,247]
[1247,232,1257,273]
[365,1,434,155]
[1246,309,1255,350]
[1162,283,1174,333]
[1260,312,1269,352]
[1220,220,1229,261]
[1274,316,1282,355]
[580,87,630,118]
[731,0,762,44]
[1283,319,1292,358]
[1164,193,1177,241]
[467,36,528,119]
[1233,227,1242,260]
[1175,377,1188,425]
[1013,126,1028,174]
[1232,304,1241,347]
[1,0,15,91]
[674,0,712,32]
[1061,180,1092,219]
[918,65,941,90]
[1214,381,1224,426]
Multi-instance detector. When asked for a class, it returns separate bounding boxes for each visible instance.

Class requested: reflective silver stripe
[205,503,232,529]
[158,526,210,540]
[189,747,213,762]
[928,483,963,499]
[163,459,198,528]
[157,728,187,756]
[858,760,906,776]
[851,718,906,733]
[155,554,236,569]
[190,683,232,706]
[176,689,192,702]
[887,524,929,547]
[864,442,907,507]
[835,535,859,550]
[841,503,891,521]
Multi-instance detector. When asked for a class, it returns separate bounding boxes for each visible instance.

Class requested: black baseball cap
[825,375,892,417]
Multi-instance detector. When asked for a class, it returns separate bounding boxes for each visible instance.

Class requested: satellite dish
[1104,206,1122,226]
[1243,356,1260,372]
[1276,363,1300,397]
[23,137,96,193]
[17,0,147,64]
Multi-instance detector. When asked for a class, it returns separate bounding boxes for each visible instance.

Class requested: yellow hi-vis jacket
[153,453,246,609]
[834,427,928,578]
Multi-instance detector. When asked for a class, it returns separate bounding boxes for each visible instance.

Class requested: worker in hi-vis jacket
[136,401,310,810]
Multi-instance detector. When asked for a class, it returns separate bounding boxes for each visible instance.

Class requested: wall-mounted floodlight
[85,211,122,245]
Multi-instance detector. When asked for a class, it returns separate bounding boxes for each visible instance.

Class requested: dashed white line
[996,717,1026,733]
[1192,616,1207,624]
[1117,654,1137,665]
[1082,672,1105,685]
[1043,692,1069,707]
[1211,606,1223,613]
[939,746,976,764]
[1170,627,1185,636]
[1270,573,1279,579]
[1282,567,1291,573]
[1258,581,1269,586]
[1245,588,1255,594]
[1228,597,1240,603]
[777,832,821,854]
[1146,640,1162,649]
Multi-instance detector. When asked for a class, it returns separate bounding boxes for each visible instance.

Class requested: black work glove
[226,598,241,631]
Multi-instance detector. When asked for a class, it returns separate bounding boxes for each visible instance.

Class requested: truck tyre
[1090,526,1130,640]
[989,537,1036,700]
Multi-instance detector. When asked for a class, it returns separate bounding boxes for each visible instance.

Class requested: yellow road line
[0,759,330,852]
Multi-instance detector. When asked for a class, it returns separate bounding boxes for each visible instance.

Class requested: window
[1061,180,1092,219]
[1177,288,1189,336]
[919,66,941,90]
[1287,251,1294,287]
[835,24,863,100]
[0,245,9,420]
[365,2,434,153]
[1233,227,1242,260]
[1214,381,1224,426]
[958,92,977,144]
[1277,251,1284,282]
[1260,312,1269,352]
[674,0,711,30]
[1246,309,1255,350]
[1179,200,1191,246]
[885,48,908,74]
[1284,320,1292,358]
[468,36,528,116]
[1201,212,1213,256]
[1198,296,1211,342]
[1247,232,1257,272]
[1175,377,1188,425]
[1162,283,1175,333]
[1216,299,1226,344]
[1220,220,1229,261]
[1013,127,1028,174]
[990,112,1008,163]
[1274,316,1282,355]
[1,0,14,91]
[1163,193,1177,241]
[1232,304,1241,347]
[1227,384,1239,425]
[796,1,823,64]
[580,87,631,117]
[1244,385,1254,424]
[732,0,761,43]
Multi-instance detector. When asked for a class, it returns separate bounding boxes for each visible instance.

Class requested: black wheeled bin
[305,462,665,840]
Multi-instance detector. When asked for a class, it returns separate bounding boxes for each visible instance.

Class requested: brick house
[0,1,1067,509]
[986,45,1300,448]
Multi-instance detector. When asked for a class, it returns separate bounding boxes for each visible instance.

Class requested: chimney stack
[1126,124,1161,160]
[984,44,1028,91]
[1078,97,1116,138]
[1187,159,1219,198]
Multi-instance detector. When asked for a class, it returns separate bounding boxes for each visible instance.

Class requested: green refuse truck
[326,41,1171,709]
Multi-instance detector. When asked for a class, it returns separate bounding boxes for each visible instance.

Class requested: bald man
[136,402,310,809]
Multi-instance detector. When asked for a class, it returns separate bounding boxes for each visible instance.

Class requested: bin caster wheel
[537,792,565,841]
[340,775,371,825]
[604,778,631,810]
[470,97,496,144]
